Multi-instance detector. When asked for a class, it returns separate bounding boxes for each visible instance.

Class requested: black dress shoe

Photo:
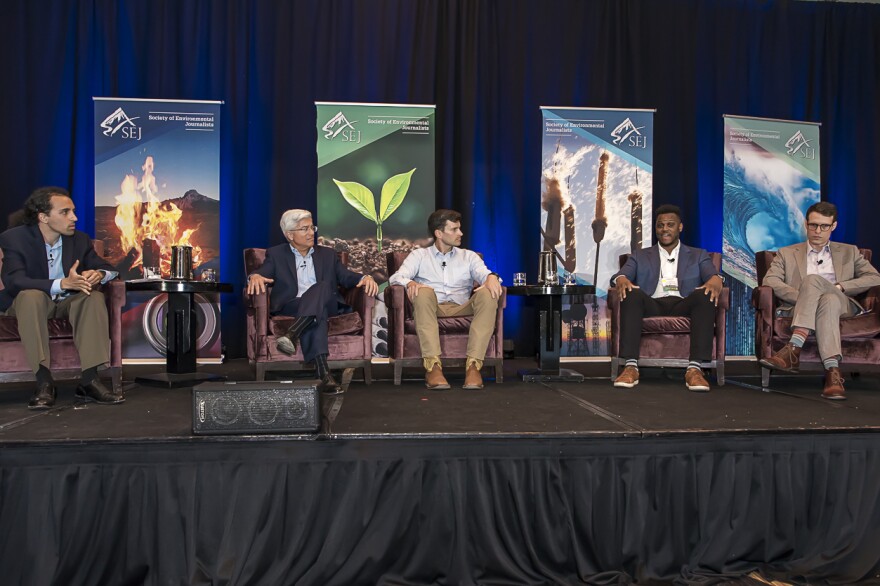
[28,381,56,410]
[75,379,125,405]
[320,372,343,395]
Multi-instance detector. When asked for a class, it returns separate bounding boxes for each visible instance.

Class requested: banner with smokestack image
[722,115,820,356]
[316,102,436,358]
[540,107,654,357]
[93,98,222,363]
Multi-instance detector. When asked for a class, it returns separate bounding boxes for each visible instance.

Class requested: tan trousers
[4,289,110,373]
[412,287,499,361]
[791,274,857,361]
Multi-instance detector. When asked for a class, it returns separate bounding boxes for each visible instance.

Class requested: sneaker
[685,367,711,392]
[613,365,639,388]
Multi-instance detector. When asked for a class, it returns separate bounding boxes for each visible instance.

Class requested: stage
[1,359,879,585]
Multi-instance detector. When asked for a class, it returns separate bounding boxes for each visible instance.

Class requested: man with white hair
[247,209,378,393]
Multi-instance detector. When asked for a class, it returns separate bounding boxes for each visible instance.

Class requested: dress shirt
[652,242,682,298]
[47,239,117,298]
[389,245,492,305]
[806,244,836,284]
[292,245,316,298]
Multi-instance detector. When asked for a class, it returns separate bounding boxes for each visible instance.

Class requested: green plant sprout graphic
[333,168,416,251]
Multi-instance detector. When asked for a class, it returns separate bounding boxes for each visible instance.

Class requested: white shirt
[652,242,682,298]
[291,245,316,298]
[389,245,493,305]
[806,243,836,284]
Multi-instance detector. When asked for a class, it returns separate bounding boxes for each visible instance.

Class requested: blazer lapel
[676,245,690,280]
[283,246,300,291]
[61,234,74,276]
[830,242,847,281]
[313,248,324,282]
[792,242,808,284]
[28,225,50,279]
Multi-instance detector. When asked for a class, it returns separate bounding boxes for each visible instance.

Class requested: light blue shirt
[46,239,117,298]
[389,245,492,305]
[292,246,316,298]
[806,244,836,284]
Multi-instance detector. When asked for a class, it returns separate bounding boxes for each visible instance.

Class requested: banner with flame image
[94,97,222,362]
[540,107,654,357]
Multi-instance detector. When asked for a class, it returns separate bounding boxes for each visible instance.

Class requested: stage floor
[1,358,878,444]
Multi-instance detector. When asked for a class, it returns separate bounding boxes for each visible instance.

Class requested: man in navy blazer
[610,204,723,391]
[246,209,377,393]
[0,187,123,409]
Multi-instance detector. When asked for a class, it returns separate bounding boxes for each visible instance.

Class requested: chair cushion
[774,311,880,340]
[641,316,693,334]
[270,311,363,337]
[0,316,73,341]
[403,316,474,335]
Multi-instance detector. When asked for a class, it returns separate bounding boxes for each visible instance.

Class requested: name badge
[661,277,679,294]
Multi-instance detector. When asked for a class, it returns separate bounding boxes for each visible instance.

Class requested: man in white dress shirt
[389,209,503,390]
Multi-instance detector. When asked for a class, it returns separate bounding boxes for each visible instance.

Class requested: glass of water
[513,272,527,286]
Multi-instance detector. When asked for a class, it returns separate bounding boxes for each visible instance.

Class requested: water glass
[201,268,217,283]
[513,272,527,286]
[143,266,161,280]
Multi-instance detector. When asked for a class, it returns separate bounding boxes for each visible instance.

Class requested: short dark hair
[22,186,69,226]
[654,204,682,222]
[805,201,838,223]
[428,209,461,237]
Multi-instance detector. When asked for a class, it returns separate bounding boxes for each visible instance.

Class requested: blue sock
[823,357,839,370]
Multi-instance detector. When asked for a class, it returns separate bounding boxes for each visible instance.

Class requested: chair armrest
[860,285,880,313]
[752,285,777,359]
[342,286,376,314]
[244,287,270,337]
[384,284,408,358]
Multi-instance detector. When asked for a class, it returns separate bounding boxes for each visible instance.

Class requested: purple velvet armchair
[753,248,880,387]
[384,251,505,385]
[243,248,374,382]
[608,252,729,385]
[0,242,124,390]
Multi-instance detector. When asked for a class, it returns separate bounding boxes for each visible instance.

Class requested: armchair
[0,242,124,390]
[609,252,729,384]
[243,248,374,382]
[384,251,505,385]
[753,249,880,387]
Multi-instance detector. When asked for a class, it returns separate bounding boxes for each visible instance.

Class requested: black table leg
[519,294,584,382]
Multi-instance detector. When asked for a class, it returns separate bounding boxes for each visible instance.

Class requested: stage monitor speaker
[192,381,320,435]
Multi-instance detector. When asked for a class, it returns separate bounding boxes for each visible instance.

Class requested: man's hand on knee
[406,281,433,302]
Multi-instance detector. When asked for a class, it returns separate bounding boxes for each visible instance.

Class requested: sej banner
[316,102,436,357]
[722,115,821,356]
[540,107,654,357]
[94,97,222,363]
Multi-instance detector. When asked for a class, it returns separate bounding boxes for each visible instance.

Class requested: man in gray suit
[761,201,880,400]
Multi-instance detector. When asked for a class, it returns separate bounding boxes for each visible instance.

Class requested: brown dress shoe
[759,343,801,373]
[462,364,484,390]
[822,367,846,400]
[685,367,711,392]
[613,365,639,388]
[425,364,450,390]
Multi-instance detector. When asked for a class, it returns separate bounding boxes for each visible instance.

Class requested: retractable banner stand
[722,115,821,356]
[93,98,222,363]
[316,102,436,357]
[540,107,654,357]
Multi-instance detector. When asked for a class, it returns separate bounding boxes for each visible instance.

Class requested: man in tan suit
[760,201,880,399]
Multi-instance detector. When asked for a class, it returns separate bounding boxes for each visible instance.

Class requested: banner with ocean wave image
[722,115,820,356]
[540,107,654,357]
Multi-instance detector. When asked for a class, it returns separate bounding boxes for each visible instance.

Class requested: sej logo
[610,118,647,149]
[785,131,815,160]
[321,112,361,143]
[100,107,141,140]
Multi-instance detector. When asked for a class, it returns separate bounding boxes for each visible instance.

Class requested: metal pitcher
[169,245,193,280]
[538,250,559,285]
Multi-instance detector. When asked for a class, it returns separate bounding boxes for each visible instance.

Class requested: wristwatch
[488,272,503,284]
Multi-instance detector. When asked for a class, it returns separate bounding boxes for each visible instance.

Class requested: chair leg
[256,363,266,382]
[715,361,725,386]
[363,364,372,385]
[494,362,503,383]
[761,367,770,388]
[610,357,620,381]
[110,366,122,393]
[394,361,402,385]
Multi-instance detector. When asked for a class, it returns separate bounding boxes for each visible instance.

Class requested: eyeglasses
[806,223,834,232]
[288,225,318,234]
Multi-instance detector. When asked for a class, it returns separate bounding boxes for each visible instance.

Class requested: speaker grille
[193,381,320,434]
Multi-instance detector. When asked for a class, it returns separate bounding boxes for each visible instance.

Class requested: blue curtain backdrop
[1,0,879,360]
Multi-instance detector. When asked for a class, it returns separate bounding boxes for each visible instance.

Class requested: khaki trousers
[791,274,857,361]
[4,289,110,373]
[412,287,499,361]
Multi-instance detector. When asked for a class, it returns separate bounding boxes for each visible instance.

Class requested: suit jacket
[0,224,114,312]
[254,244,363,314]
[762,241,880,311]
[610,243,719,297]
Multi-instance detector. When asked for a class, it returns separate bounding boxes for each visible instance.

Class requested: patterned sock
[625,359,639,370]
[823,357,840,370]
[687,361,701,371]
[789,328,811,348]
[315,353,330,378]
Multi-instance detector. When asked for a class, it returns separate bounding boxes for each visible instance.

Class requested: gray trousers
[791,274,857,361]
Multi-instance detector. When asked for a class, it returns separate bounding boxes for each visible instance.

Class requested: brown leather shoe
[613,365,639,388]
[822,367,846,400]
[425,364,450,390]
[685,367,711,392]
[463,364,484,390]
[759,343,801,373]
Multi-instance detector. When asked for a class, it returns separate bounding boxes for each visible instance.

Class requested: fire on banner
[539,107,654,357]
[93,97,222,363]
[722,115,821,356]
[316,102,436,358]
